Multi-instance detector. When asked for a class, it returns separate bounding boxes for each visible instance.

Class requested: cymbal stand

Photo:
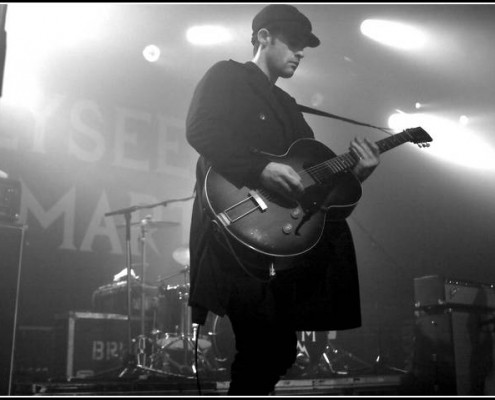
[180,266,192,370]
[135,215,151,368]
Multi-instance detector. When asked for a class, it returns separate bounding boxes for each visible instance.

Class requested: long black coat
[186,60,361,331]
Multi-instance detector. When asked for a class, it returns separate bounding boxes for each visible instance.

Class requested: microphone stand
[103,206,139,377]
[103,195,195,379]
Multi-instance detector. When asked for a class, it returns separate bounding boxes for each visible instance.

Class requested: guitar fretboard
[306,128,424,183]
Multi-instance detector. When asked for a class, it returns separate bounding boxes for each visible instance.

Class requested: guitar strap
[298,104,393,136]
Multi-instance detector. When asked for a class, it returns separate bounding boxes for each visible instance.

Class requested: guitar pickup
[216,190,267,227]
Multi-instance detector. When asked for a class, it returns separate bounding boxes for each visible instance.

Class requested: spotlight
[360,19,427,50]
[186,25,232,46]
[388,111,495,170]
[143,45,160,63]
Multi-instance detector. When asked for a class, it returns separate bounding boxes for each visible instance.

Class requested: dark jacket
[186,60,361,331]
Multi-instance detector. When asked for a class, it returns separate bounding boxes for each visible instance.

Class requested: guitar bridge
[249,190,268,211]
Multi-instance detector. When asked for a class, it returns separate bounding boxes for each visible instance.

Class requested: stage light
[415,102,422,109]
[186,25,232,46]
[388,111,495,171]
[143,45,160,63]
[2,4,109,108]
[6,4,109,49]
[360,19,427,50]
[459,115,469,126]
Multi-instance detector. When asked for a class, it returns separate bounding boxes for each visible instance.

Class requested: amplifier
[13,326,54,382]
[414,275,495,310]
[0,178,21,223]
[413,308,495,395]
[52,311,137,379]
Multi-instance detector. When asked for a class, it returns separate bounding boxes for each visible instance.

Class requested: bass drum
[205,314,235,370]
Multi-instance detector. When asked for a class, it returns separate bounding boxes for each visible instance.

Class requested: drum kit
[103,197,233,380]
[138,246,234,379]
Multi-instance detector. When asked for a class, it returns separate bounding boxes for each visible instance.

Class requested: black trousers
[225,278,298,395]
[227,314,297,395]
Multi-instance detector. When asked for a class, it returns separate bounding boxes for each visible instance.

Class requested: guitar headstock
[405,127,433,148]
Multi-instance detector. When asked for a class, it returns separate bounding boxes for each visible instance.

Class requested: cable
[193,323,202,395]
[349,214,407,276]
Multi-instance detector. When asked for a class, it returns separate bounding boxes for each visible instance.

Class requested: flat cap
[252,4,320,48]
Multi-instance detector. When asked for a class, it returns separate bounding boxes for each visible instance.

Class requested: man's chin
[281,69,296,78]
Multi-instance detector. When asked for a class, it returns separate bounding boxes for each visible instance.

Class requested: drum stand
[319,341,373,376]
[156,265,204,377]
[131,217,196,379]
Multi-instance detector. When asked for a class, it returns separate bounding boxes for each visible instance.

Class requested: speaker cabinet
[413,308,495,395]
[0,223,25,395]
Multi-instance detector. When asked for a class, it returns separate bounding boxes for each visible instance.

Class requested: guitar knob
[290,208,301,219]
[282,223,293,234]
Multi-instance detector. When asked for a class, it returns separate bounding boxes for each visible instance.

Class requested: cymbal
[173,246,190,266]
[117,220,180,229]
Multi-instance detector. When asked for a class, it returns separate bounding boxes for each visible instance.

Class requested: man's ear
[257,28,271,47]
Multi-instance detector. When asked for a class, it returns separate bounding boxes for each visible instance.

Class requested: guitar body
[204,138,362,258]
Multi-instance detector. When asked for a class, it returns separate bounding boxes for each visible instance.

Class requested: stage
[14,373,410,396]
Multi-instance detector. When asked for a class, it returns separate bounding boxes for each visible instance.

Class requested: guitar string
[293,130,415,182]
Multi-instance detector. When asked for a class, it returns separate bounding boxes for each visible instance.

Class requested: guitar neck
[322,130,414,176]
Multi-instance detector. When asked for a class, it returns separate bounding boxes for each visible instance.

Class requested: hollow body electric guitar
[204,127,432,259]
